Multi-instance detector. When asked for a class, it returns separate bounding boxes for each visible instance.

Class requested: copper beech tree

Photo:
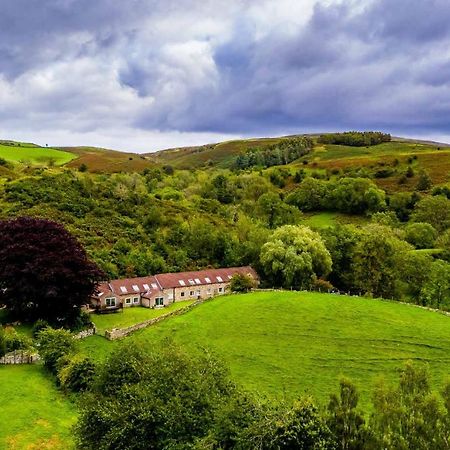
[0,217,104,324]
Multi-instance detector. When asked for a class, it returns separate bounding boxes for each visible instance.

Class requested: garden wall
[0,350,40,364]
[105,299,203,340]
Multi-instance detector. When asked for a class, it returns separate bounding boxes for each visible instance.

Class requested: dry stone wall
[0,350,40,364]
[105,299,204,340]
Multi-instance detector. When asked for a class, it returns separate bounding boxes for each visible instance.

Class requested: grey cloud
[2,0,450,149]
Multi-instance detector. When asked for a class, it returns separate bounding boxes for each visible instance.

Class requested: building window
[105,297,116,307]
[133,297,139,304]
[155,297,164,306]
[218,287,223,293]
[180,292,185,297]
[190,291,194,296]
[125,298,131,304]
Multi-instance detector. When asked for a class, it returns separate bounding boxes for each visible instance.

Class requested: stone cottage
[91,266,258,311]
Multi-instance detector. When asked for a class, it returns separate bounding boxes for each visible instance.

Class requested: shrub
[37,327,77,374]
[405,223,438,249]
[312,278,334,292]
[71,310,93,332]
[58,354,96,392]
[0,326,32,357]
[32,319,49,338]
[76,344,236,449]
[230,274,255,293]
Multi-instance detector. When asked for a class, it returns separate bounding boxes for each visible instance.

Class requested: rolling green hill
[80,291,450,408]
[0,142,76,166]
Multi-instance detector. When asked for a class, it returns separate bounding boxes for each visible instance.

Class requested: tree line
[318,132,391,147]
[234,136,313,169]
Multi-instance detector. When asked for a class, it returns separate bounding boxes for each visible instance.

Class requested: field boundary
[104,298,208,340]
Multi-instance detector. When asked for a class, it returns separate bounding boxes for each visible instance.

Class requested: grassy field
[0,365,76,449]
[80,291,450,408]
[91,301,195,335]
[0,143,76,166]
[300,212,370,229]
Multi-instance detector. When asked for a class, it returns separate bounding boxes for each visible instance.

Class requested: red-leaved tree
[0,217,104,324]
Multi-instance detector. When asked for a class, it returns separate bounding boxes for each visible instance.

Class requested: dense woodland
[1,138,450,310]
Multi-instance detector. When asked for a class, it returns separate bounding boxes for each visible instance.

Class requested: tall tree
[351,225,411,298]
[260,225,332,289]
[327,378,367,450]
[0,217,104,324]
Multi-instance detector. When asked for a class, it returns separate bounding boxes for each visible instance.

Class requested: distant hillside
[0,141,76,166]
[146,136,290,169]
[62,146,155,173]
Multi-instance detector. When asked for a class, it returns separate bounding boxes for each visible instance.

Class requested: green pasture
[80,291,450,408]
[300,212,370,229]
[0,365,76,449]
[91,301,195,335]
[0,143,76,166]
[314,141,440,161]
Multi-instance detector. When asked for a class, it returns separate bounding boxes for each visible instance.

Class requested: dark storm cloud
[2,0,450,150]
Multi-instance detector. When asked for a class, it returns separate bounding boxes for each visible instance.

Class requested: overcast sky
[2,0,450,152]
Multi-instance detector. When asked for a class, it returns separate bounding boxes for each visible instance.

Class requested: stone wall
[105,299,204,340]
[0,350,40,364]
[74,325,96,339]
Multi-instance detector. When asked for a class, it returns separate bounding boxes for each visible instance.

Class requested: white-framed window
[125,298,132,304]
[133,297,139,304]
[190,291,194,296]
[218,287,223,293]
[105,297,116,307]
[155,297,164,306]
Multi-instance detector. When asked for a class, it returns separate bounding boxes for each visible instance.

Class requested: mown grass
[80,291,450,408]
[91,301,196,335]
[0,365,76,449]
[0,143,76,166]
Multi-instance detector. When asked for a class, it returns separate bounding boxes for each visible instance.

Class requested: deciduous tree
[0,217,104,324]
[260,225,332,289]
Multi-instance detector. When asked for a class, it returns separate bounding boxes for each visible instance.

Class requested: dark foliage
[0,217,104,324]
[317,131,391,147]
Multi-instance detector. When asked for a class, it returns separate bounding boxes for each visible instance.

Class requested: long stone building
[91,266,258,311]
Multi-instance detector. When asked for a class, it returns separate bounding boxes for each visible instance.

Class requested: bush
[70,310,93,332]
[76,344,236,449]
[230,274,255,293]
[312,278,334,292]
[32,319,49,338]
[405,223,438,249]
[0,326,32,357]
[37,327,77,374]
[58,354,96,392]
